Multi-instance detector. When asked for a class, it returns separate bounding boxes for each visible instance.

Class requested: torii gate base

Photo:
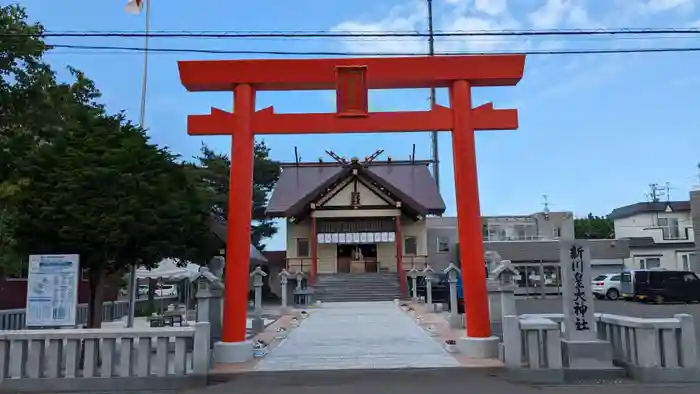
[178,55,526,363]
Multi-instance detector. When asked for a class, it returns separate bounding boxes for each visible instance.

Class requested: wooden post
[395,214,406,297]
[310,216,318,284]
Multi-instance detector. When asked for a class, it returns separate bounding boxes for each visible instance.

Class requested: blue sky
[10,0,700,250]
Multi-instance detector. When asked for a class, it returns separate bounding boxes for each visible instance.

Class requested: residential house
[609,200,696,271]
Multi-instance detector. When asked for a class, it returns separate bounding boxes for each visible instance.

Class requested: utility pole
[126,0,152,329]
[427,0,439,192]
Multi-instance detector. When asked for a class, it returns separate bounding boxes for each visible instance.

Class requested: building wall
[623,247,697,271]
[613,208,695,271]
[425,215,628,274]
[614,211,694,243]
[532,212,575,240]
[426,226,459,271]
[692,191,700,272]
[285,214,427,273]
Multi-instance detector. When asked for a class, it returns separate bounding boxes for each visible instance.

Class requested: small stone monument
[195,267,224,344]
[278,269,292,314]
[423,265,435,312]
[293,271,313,307]
[250,266,267,334]
[408,268,420,301]
[443,263,463,328]
[559,239,615,369]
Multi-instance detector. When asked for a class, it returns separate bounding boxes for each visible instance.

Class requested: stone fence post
[408,268,420,302]
[444,263,463,328]
[195,267,224,345]
[487,259,518,335]
[250,267,267,334]
[423,265,435,312]
[279,269,292,314]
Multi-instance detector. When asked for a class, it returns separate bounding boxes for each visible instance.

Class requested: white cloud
[645,0,694,12]
[475,0,508,16]
[528,0,593,29]
[328,0,700,105]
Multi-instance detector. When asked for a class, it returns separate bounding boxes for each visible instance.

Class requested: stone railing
[597,313,698,382]
[0,300,131,331]
[505,313,699,383]
[0,322,210,392]
[502,315,563,382]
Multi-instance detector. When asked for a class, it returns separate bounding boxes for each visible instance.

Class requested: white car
[592,273,622,300]
[155,284,178,298]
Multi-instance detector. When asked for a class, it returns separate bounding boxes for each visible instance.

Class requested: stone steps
[314,273,402,302]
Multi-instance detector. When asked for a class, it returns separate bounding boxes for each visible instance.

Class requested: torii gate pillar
[178,55,526,363]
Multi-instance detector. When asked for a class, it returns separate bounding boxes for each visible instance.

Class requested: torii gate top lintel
[177,55,526,92]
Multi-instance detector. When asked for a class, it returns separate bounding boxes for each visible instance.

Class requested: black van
[620,269,700,303]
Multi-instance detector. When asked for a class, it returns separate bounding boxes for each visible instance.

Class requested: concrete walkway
[255,301,460,371]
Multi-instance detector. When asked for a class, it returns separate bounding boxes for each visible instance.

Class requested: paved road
[194,368,700,394]
[255,301,459,371]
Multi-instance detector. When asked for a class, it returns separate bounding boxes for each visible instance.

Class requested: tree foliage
[190,142,281,249]
[0,5,217,327]
[574,213,614,239]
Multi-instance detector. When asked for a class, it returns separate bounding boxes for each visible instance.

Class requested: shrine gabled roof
[265,161,446,217]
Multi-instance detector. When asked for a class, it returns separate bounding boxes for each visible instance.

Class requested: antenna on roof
[542,194,551,217]
[411,144,416,164]
[325,150,346,165]
[647,183,666,203]
[364,149,384,164]
[665,182,672,202]
[294,146,300,166]
[694,163,700,190]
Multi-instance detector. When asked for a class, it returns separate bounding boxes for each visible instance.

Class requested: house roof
[484,239,630,261]
[622,237,695,249]
[608,201,690,220]
[209,217,268,263]
[266,160,445,217]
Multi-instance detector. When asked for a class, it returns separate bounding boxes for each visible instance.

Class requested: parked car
[591,273,622,300]
[414,272,465,314]
[621,269,700,303]
[155,284,178,297]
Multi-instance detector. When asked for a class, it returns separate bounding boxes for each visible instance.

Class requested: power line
[45,43,700,56]
[11,27,700,39]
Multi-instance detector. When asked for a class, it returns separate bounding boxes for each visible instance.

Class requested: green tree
[1,5,217,327]
[1,5,105,270]
[6,110,215,327]
[191,142,281,249]
[574,213,614,239]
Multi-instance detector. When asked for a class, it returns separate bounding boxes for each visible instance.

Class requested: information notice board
[25,254,80,327]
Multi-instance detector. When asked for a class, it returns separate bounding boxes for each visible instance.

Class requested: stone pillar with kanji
[559,239,616,369]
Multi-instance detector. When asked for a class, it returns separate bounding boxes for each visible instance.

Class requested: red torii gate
[178,55,526,361]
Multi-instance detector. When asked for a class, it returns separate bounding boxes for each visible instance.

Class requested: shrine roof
[266,160,445,217]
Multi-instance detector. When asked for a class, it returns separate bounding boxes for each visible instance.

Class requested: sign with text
[25,254,80,327]
[317,232,396,244]
[559,241,596,340]
[335,66,368,117]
